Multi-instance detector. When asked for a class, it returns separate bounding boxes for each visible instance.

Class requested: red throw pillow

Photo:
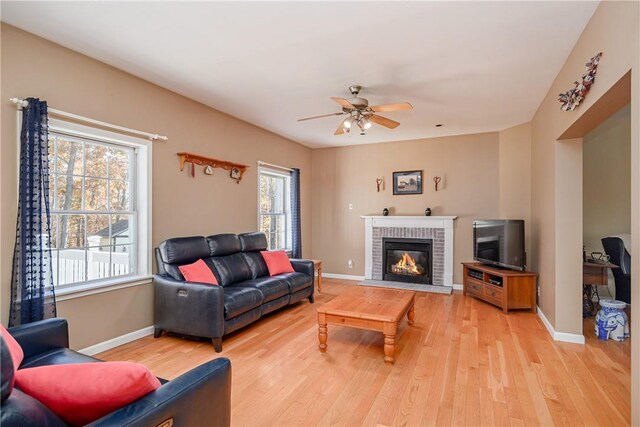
[261,250,295,276]
[0,323,24,372]
[15,362,161,426]
[178,259,219,285]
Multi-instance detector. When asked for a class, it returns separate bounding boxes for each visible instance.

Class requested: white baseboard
[323,273,365,281]
[537,306,585,344]
[79,325,155,356]
[452,284,464,291]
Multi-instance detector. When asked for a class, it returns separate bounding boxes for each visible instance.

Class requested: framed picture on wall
[393,170,423,195]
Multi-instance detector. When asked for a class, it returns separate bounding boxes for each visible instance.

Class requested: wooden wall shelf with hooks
[177,152,249,183]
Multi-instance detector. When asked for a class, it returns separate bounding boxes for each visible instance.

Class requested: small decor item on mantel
[204,165,214,175]
[383,208,389,216]
[393,170,422,195]
[376,178,383,192]
[425,208,432,216]
[433,176,442,191]
[558,52,602,111]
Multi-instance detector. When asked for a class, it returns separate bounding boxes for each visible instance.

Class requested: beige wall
[311,132,501,284]
[531,1,638,332]
[529,2,638,423]
[499,122,532,259]
[583,104,631,254]
[0,24,313,349]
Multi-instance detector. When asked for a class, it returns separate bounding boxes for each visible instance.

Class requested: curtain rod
[9,98,168,142]
[257,160,294,172]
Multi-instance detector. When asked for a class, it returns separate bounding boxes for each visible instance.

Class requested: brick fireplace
[362,216,457,287]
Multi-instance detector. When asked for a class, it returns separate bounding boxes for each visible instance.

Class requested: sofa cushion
[0,325,23,372]
[210,254,253,286]
[20,348,99,369]
[222,286,264,320]
[158,236,210,280]
[15,362,161,427]
[239,232,268,252]
[279,272,312,293]
[261,251,295,276]
[235,277,290,303]
[207,234,241,256]
[179,259,219,285]
[242,252,270,279]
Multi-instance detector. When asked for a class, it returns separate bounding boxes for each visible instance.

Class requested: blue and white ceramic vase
[594,299,630,342]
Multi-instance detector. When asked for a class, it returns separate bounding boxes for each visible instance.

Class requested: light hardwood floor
[98,279,631,426]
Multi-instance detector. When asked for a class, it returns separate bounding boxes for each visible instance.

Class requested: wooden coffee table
[317,286,415,364]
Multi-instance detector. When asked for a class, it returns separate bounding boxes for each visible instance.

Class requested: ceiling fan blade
[334,119,347,135]
[370,102,413,113]
[297,112,345,122]
[331,97,355,109]
[368,114,400,129]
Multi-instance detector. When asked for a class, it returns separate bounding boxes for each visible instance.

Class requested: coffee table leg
[407,304,415,326]
[383,334,395,364]
[318,313,327,352]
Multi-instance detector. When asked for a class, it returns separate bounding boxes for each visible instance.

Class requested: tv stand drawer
[484,285,502,301]
[466,280,484,295]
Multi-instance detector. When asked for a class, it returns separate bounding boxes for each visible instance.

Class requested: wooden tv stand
[462,262,538,314]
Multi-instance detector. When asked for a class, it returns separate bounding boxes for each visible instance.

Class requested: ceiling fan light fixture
[362,118,372,130]
[343,116,355,130]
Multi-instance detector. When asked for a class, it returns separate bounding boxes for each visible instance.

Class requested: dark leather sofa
[154,232,315,352]
[1,318,232,427]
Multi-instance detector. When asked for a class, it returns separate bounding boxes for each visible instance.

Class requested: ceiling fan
[297,85,413,135]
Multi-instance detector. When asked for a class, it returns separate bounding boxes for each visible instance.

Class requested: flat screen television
[473,219,525,271]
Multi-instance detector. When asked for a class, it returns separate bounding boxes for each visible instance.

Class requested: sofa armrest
[8,318,69,360]
[89,357,232,427]
[290,259,314,279]
[154,275,225,339]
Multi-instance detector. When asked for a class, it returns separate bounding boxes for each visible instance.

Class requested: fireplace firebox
[382,238,432,284]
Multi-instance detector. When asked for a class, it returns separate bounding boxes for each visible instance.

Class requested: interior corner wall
[531,0,638,332]
[498,122,532,260]
[0,23,313,349]
[310,132,500,284]
[529,2,638,423]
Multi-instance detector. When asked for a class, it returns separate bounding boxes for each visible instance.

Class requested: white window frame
[17,115,153,300]
[257,167,292,251]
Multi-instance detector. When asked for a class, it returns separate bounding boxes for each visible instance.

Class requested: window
[43,119,152,293]
[258,168,291,251]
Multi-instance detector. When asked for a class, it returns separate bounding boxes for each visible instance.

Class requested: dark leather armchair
[601,237,631,304]
[1,318,232,427]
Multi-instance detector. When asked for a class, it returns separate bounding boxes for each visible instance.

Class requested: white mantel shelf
[362,215,458,287]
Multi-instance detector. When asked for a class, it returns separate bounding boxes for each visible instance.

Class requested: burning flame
[392,252,423,275]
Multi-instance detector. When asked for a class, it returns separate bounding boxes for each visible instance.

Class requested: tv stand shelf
[462,262,538,314]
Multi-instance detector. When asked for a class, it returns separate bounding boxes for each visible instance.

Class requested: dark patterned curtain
[290,168,302,258]
[9,98,56,326]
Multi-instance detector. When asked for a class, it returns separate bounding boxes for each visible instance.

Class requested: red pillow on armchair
[15,362,161,426]
[261,250,295,276]
[0,323,24,372]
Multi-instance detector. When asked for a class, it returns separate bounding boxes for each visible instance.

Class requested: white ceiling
[2,1,599,148]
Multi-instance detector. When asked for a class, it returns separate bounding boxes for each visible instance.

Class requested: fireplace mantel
[361,215,458,287]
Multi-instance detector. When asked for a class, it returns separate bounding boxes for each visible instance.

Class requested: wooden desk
[583,261,618,310]
[583,261,618,287]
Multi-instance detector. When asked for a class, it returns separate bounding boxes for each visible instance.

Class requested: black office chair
[601,237,631,304]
